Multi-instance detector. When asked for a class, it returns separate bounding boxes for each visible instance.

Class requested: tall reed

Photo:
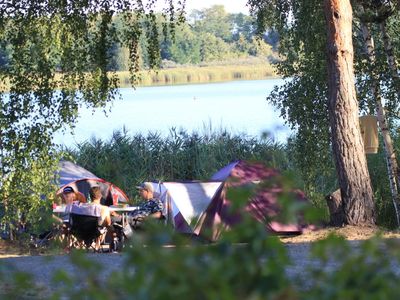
[64,126,400,227]
[65,128,288,199]
[118,64,276,87]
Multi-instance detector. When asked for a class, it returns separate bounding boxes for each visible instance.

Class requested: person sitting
[128,182,163,229]
[68,186,111,250]
[53,186,86,225]
[61,186,87,205]
[50,186,87,247]
[111,182,163,228]
[89,186,111,228]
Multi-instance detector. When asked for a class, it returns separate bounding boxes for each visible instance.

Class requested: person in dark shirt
[127,182,163,228]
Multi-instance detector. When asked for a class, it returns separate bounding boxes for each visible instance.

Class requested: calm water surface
[54,79,290,147]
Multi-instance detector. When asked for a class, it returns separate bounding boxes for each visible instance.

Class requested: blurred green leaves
[1,173,400,299]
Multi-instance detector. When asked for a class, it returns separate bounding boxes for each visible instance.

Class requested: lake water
[54,79,290,147]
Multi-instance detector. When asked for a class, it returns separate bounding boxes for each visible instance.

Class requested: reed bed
[66,128,288,199]
[65,127,400,227]
[118,64,277,87]
[0,62,276,91]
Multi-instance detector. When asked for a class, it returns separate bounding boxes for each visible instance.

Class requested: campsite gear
[30,227,62,249]
[147,161,309,242]
[111,234,121,252]
[122,222,133,238]
[56,160,129,205]
[67,202,109,252]
[209,160,309,239]
[148,181,223,237]
[359,115,379,154]
[109,221,131,252]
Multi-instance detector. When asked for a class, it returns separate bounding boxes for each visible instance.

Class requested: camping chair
[69,214,107,251]
[67,203,108,252]
[110,206,167,252]
[30,225,66,249]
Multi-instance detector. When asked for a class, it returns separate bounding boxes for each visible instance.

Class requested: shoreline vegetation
[124,61,277,87]
[0,60,277,91]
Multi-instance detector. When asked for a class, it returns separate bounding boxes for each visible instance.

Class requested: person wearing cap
[53,186,86,225]
[61,186,86,205]
[51,186,87,243]
[126,182,164,229]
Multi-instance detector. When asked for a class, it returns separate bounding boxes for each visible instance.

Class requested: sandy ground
[280,225,400,243]
[1,225,400,257]
[0,239,33,258]
[1,226,400,296]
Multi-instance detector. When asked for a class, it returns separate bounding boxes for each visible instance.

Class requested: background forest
[0,5,277,73]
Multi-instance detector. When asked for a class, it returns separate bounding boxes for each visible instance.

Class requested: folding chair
[69,214,107,251]
[67,203,108,252]
[30,226,63,249]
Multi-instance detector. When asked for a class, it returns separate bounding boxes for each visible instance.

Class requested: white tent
[150,181,223,234]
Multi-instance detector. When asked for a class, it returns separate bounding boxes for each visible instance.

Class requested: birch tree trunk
[380,19,400,96]
[361,21,400,226]
[324,0,375,226]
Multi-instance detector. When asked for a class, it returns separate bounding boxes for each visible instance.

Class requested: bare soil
[0,239,34,258]
[1,225,400,258]
[280,225,400,243]
[1,225,400,296]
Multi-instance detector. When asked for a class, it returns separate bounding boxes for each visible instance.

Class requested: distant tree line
[0,5,277,72]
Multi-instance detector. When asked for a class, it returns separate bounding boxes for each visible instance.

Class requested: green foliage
[111,6,277,69]
[247,0,400,208]
[65,128,288,200]
[64,125,400,226]
[305,235,400,300]
[167,23,202,64]
[230,13,256,42]
[191,5,234,42]
[247,0,333,196]
[2,171,400,299]
[0,148,60,239]
[0,168,316,299]
[0,0,184,239]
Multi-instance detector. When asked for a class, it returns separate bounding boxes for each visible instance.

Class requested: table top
[53,204,138,213]
[53,205,67,213]
[109,205,138,212]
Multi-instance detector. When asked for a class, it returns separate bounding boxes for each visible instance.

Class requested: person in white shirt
[89,186,111,227]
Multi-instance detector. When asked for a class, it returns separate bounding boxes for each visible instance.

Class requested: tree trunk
[325,189,345,226]
[324,0,375,226]
[361,21,400,226]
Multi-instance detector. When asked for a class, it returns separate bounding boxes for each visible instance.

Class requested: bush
[2,172,400,299]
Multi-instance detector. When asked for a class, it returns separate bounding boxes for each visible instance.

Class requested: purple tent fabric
[211,161,239,181]
[197,160,308,240]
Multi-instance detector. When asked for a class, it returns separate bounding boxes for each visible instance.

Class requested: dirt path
[0,240,364,293]
[1,226,399,295]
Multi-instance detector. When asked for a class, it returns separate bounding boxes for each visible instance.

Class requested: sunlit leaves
[0,0,185,237]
